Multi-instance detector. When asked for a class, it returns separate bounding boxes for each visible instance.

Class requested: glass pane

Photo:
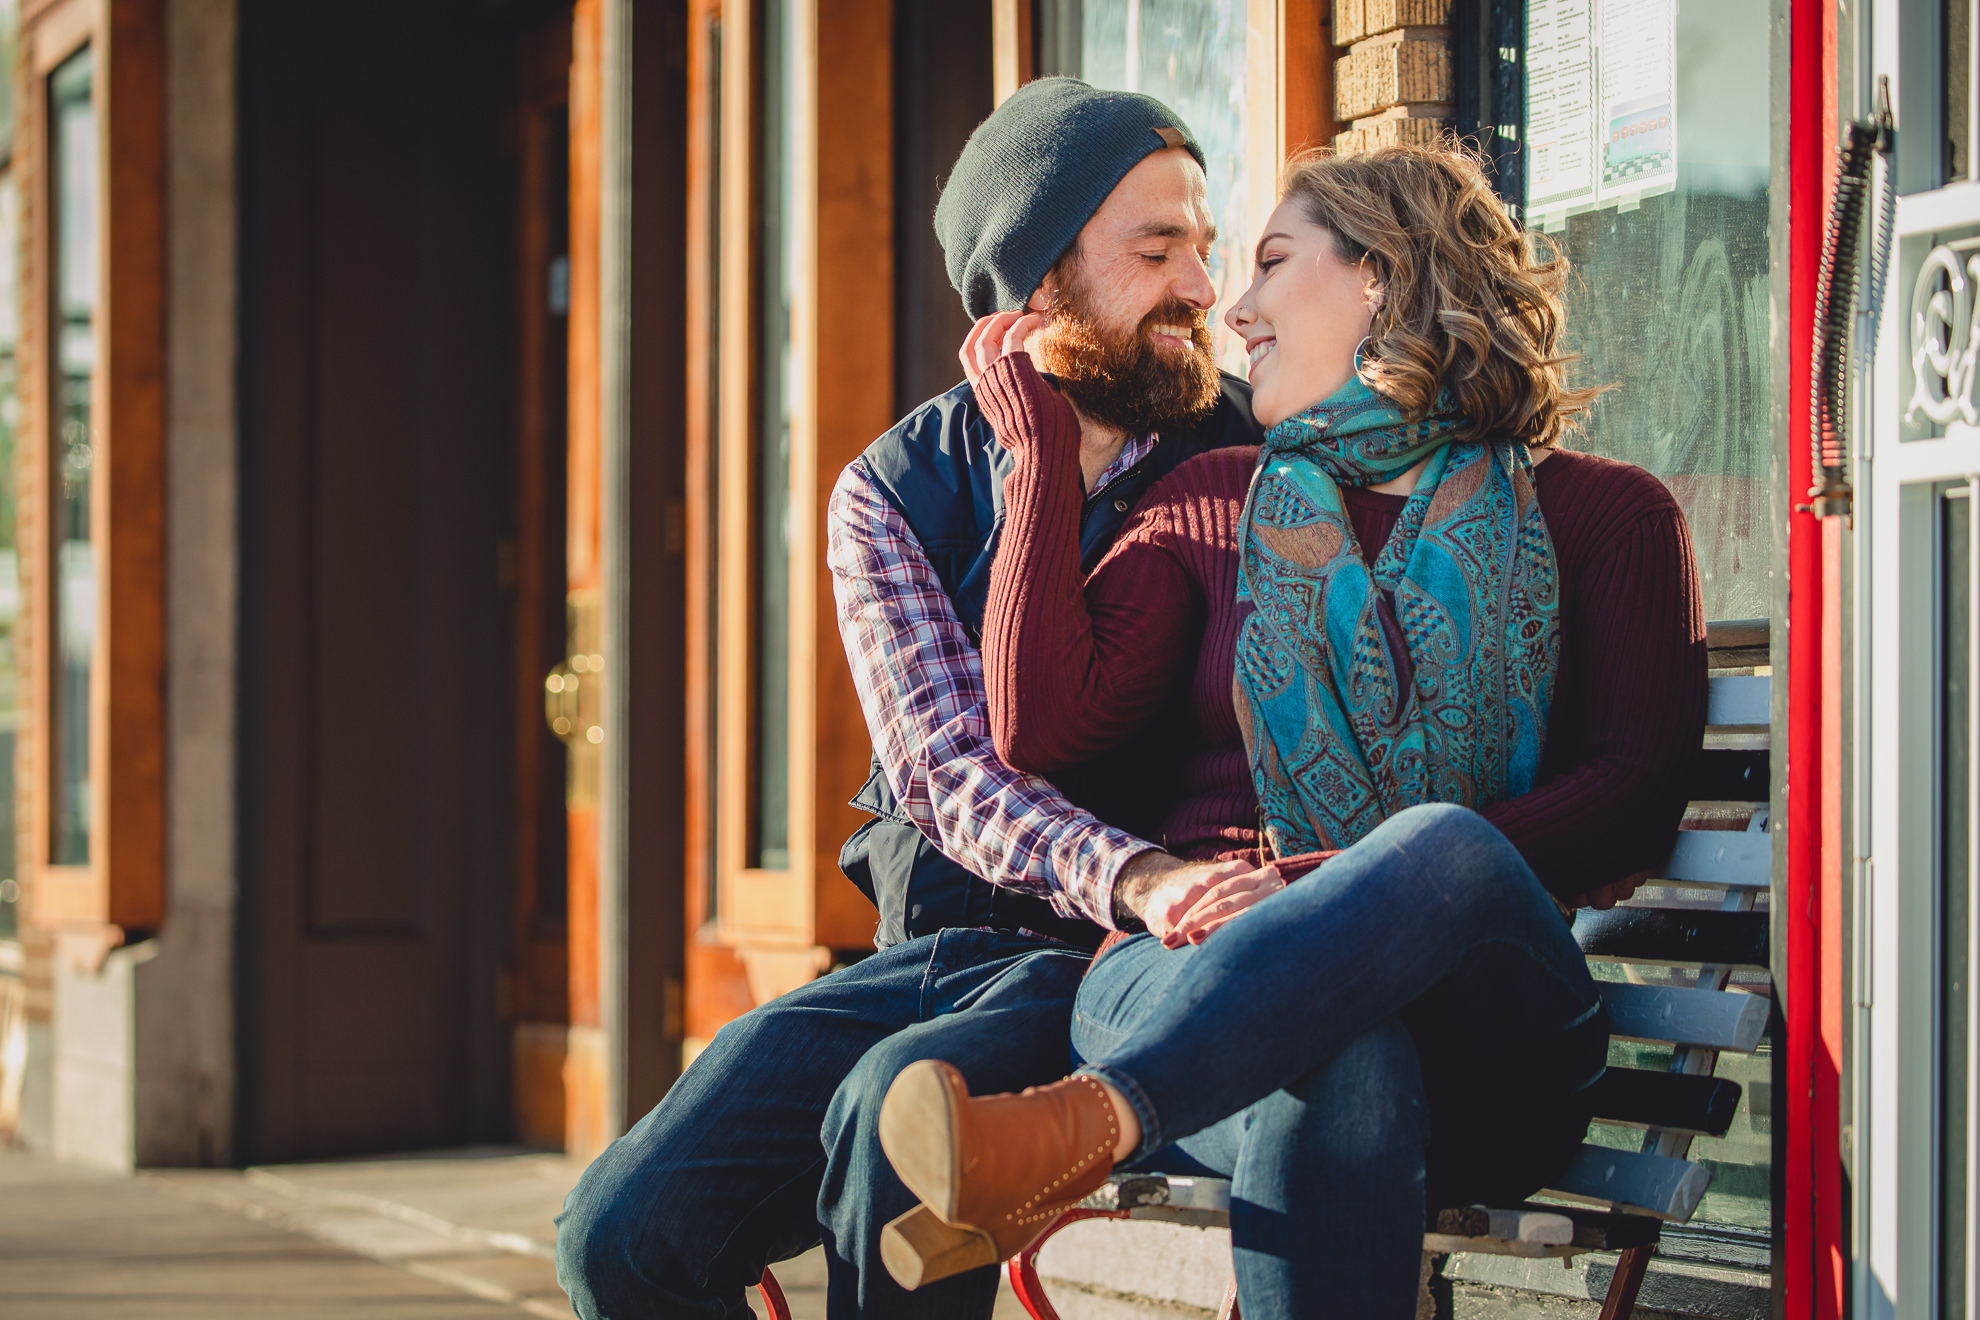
[1946,484,1974,1316]
[1035,0,1253,375]
[538,97,571,927]
[1586,1034,1774,1230]
[751,0,793,871]
[0,0,18,165]
[1949,0,1972,182]
[0,171,19,941]
[1525,0,1772,621]
[706,14,725,910]
[48,48,94,868]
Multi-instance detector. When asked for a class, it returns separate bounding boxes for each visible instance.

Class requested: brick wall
[1332,0,1451,153]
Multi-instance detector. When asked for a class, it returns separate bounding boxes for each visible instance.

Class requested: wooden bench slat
[1543,1144,1714,1220]
[1583,1067,1743,1137]
[1086,1178,1644,1259]
[1705,674,1770,726]
[1705,618,1769,652]
[1599,982,1769,1051]
[1574,907,1770,970]
[1658,829,1771,889]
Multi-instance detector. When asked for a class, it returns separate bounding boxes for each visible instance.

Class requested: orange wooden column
[1281,0,1339,156]
[563,0,608,1161]
[802,0,890,959]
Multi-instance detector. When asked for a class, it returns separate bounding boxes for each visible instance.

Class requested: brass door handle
[545,663,578,742]
[544,653,605,744]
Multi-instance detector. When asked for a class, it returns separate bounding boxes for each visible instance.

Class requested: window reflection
[1036,0,1252,375]
[750,0,793,871]
[48,48,94,867]
[705,13,726,907]
[1948,0,1971,182]
[1537,0,1773,621]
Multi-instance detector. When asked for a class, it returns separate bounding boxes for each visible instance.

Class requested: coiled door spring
[1806,79,1896,519]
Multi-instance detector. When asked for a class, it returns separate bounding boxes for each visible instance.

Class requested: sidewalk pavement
[1,1146,1032,1319]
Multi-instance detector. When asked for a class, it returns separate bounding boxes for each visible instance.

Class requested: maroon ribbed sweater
[977,355,1708,901]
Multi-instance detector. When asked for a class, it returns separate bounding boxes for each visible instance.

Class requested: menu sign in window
[1598,0,1678,199]
[1526,0,1678,229]
[1526,0,1597,221]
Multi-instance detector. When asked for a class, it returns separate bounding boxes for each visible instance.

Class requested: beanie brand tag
[1153,126,1186,149]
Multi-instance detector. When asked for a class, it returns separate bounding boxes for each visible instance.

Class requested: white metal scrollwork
[1909,238,1980,428]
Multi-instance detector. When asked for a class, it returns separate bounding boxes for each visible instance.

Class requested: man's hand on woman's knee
[1113,851,1286,947]
[1165,863,1286,946]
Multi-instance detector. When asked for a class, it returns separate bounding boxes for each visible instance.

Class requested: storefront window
[47,47,92,868]
[750,0,794,871]
[703,12,724,914]
[1526,0,1773,621]
[1035,0,1252,374]
[1523,0,1776,1232]
[1949,0,1972,182]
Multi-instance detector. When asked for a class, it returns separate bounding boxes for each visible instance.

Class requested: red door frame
[1784,0,1844,1309]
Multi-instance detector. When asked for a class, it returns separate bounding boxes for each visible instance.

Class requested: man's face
[1026,147,1222,435]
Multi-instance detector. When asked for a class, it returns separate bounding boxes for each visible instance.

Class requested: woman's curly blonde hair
[1279,142,1604,447]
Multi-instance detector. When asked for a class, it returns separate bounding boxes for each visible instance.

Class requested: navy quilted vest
[840,372,1260,949]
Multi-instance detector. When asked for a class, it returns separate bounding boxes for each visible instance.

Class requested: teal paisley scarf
[1234,376,1560,856]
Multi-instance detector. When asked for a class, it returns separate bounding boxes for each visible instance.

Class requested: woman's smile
[1223,199,1382,428]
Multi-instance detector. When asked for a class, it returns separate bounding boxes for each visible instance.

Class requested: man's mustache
[1132,303,1214,356]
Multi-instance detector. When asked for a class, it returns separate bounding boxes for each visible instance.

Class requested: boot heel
[877,1059,965,1219]
[879,1203,999,1290]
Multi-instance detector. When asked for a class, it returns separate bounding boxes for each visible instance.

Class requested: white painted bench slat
[1705,674,1770,727]
[1598,981,1769,1052]
[1541,1144,1715,1221]
[1657,829,1771,889]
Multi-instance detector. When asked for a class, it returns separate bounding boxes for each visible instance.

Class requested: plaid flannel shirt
[826,442,1162,931]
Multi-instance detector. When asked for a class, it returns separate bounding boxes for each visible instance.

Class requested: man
[554,78,1264,1319]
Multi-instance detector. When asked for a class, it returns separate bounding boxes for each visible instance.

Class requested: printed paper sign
[1526,0,1598,223]
[1597,0,1679,202]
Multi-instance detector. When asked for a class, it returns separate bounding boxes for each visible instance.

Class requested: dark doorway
[237,1,525,1160]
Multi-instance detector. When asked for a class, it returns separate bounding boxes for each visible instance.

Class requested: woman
[876,145,1707,1316]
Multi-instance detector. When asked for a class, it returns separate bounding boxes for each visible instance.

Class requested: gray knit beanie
[935,77,1206,320]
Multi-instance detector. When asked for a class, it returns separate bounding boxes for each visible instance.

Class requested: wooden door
[237,2,517,1160]
[508,9,576,1151]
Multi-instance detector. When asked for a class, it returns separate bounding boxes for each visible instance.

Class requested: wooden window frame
[705,0,886,992]
[19,0,165,958]
[993,0,1337,267]
[683,0,759,1039]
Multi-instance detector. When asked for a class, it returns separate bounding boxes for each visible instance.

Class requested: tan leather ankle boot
[876,1060,1120,1289]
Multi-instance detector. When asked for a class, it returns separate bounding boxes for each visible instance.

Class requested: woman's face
[1224,200,1385,430]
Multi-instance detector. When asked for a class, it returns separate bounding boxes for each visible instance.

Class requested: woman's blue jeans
[1071,803,1609,1320]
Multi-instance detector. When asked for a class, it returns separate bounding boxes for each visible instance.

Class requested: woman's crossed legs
[1070,803,1610,1317]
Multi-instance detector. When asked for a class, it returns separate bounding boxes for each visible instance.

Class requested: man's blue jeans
[1072,804,1609,1320]
[554,927,1091,1319]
